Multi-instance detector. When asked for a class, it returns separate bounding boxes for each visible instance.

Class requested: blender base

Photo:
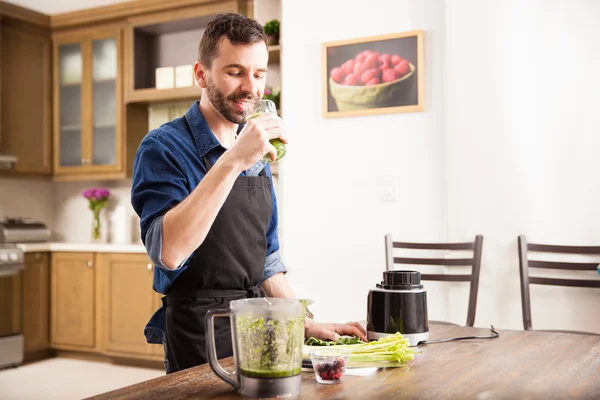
[239,374,301,398]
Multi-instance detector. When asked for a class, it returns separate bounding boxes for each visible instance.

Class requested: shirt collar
[185,100,246,158]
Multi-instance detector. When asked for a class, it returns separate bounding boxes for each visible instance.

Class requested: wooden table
[88,324,600,399]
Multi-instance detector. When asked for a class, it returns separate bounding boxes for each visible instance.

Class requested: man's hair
[198,13,267,68]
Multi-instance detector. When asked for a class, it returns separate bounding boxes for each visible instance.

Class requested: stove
[0,244,24,274]
[0,243,24,369]
[0,217,51,243]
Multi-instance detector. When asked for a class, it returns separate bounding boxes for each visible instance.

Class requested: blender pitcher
[205,298,311,398]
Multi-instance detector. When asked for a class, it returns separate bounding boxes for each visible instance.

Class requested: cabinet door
[1,26,52,175]
[51,252,96,350]
[99,253,156,357]
[53,28,123,177]
[90,34,122,172]
[22,252,50,353]
[54,40,84,172]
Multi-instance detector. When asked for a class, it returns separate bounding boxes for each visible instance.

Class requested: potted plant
[263,86,281,110]
[263,19,280,46]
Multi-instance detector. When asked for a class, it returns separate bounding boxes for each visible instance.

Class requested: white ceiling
[3,0,131,15]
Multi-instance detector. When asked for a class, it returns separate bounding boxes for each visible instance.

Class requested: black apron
[162,150,272,373]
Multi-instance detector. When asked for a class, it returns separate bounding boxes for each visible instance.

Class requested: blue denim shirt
[131,101,287,344]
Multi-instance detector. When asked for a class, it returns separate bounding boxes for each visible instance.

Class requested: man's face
[200,38,268,124]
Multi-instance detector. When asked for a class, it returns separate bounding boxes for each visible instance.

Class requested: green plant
[263,86,281,110]
[263,19,280,37]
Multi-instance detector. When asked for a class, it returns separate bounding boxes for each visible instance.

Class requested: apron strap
[166,285,265,299]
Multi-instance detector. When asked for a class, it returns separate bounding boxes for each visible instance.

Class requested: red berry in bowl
[391,54,403,65]
[343,59,355,75]
[394,60,411,77]
[330,67,344,83]
[366,77,381,86]
[353,62,367,77]
[364,53,379,69]
[382,68,399,83]
[343,73,361,86]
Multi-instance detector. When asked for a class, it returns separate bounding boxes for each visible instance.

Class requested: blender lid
[376,270,423,290]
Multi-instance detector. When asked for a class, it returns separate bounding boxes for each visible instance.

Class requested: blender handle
[205,308,239,390]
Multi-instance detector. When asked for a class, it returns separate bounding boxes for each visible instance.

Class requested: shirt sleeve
[263,250,287,282]
[145,214,192,271]
[131,133,196,244]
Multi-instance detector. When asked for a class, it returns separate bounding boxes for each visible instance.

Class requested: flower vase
[92,209,102,242]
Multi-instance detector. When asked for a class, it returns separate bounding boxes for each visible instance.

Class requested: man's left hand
[305,319,367,342]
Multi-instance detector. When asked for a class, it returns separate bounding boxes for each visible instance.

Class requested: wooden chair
[518,235,600,335]
[385,234,484,327]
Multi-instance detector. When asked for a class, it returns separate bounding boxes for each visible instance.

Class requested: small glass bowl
[309,350,351,385]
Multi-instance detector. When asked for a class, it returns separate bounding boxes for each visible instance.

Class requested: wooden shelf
[61,125,81,132]
[126,86,199,104]
[60,81,81,87]
[268,45,280,64]
[94,124,115,130]
[93,78,116,83]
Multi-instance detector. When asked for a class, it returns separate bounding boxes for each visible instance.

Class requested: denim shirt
[131,101,287,344]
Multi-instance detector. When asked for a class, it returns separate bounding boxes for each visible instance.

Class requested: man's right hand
[228,113,288,171]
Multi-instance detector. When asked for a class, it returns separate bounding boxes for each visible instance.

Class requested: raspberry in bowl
[309,350,351,385]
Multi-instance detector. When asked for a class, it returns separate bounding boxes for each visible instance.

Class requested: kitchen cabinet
[0,19,52,175]
[53,27,124,180]
[22,252,50,357]
[98,252,163,359]
[51,252,97,350]
[49,251,163,361]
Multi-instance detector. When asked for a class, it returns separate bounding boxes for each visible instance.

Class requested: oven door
[0,264,24,368]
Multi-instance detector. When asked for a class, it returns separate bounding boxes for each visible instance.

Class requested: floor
[0,358,165,400]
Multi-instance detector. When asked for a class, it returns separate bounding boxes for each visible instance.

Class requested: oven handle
[0,264,24,277]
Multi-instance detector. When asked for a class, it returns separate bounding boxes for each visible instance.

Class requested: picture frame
[322,30,424,118]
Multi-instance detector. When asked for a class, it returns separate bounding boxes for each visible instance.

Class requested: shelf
[93,78,116,84]
[268,45,280,64]
[94,124,115,130]
[61,125,81,132]
[126,86,199,104]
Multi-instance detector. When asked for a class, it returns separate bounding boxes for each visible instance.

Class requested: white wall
[0,177,54,226]
[282,0,600,332]
[445,0,600,332]
[280,0,448,323]
[52,180,140,244]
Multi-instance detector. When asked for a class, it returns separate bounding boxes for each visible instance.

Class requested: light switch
[377,176,398,202]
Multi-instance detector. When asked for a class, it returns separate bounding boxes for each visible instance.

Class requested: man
[131,13,366,374]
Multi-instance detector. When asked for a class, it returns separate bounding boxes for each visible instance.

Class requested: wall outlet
[377,176,398,202]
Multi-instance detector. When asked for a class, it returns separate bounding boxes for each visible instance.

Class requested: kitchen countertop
[16,242,147,254]
[87,324,600,400]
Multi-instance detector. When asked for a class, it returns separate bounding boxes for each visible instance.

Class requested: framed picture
[322,30,424,118]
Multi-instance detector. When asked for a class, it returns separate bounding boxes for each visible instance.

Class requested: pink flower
[83,187,110,201]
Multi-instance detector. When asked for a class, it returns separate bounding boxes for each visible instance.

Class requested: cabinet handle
[87,159,92,164]
[147,263,153,271]
[34,253,41,260]
[87,260,93,268]
[81,158,86,165]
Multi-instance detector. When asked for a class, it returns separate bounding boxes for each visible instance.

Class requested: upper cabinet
[0,18,52,176]
[53,27,124,179]
[124,1,242,105]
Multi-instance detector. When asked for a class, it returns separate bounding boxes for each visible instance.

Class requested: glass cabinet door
[91,38,117,166]
[58,43,83,167]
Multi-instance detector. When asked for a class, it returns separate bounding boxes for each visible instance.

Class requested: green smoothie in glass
[245,99,286,163]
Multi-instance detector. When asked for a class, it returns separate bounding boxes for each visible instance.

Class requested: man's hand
[305,319,367,343]
[229,113,288,170]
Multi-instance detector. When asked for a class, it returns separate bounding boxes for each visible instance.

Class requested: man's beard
[206,76,257,124]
